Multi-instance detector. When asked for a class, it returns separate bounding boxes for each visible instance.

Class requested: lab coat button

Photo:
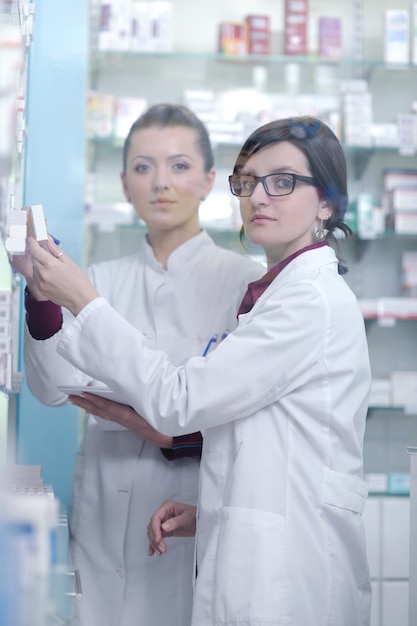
[116,568,125,578]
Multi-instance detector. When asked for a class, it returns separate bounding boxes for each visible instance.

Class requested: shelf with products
[86,47,417,227]
[0,0,35,455]
[87,55,417,146]
[339,229,417,423]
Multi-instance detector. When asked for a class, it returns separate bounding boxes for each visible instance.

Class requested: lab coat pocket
[323,469,368,514]
[322,469,371,601]
[214,506,287,625]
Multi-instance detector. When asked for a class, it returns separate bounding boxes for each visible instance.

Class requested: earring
[313,216,330,241]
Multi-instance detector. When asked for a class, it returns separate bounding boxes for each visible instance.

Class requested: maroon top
[237,242,328,317]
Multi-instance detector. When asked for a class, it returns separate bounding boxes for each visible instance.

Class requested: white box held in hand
[27,204,48,242]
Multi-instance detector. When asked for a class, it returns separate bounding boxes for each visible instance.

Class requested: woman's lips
[250,214,275,222]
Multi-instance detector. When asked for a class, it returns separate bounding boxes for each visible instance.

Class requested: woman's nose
[152,171,169,192]
[250,180,269,203]
[153,181,169,191]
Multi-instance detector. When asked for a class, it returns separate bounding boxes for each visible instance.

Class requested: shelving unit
[0,1,89,623]
[0,0,34,459]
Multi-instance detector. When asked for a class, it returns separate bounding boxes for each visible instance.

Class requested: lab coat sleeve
[23,267,101,406]
[23,311,93,406]
[56,278,329,435]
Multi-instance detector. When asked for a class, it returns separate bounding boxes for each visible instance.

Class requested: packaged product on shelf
[370,122,399,148]
[369,379,392,407]
[245,15,271,55]
[0,23,24,177]
[383,9,410,65]
[401,250,417,294]
[130,1,173,52]
[383,168,417,190]
[4,208,27,255]
[182,90,217,122]
[383,168,417,234]
[86,92,115,139]
[364,473,389,494]
[391,371,417,407]
[283,0,308,55]
[355,193,379,239]
[114,96,148,141]
[391,187,417,212]
[318,16,342,59]
[397,112,417,156]
[98,0,131,51]
[341,89,373,147]
[0,464,61,625]
[218,22,247,55]
[394,212,417,234]
[378,297,417,319]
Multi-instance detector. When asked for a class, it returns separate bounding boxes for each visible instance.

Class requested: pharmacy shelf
[90,48,417,70]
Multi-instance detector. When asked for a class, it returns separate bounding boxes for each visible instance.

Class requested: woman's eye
[134,163,150,173]
[242,179,254,190]
[173,162,190,171]
[275,176,292,188]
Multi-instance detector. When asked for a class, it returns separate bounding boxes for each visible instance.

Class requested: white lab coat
[37,244,372,626]
[23,231,263,626]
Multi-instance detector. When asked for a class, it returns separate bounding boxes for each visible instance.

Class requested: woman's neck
[148,225,202,269]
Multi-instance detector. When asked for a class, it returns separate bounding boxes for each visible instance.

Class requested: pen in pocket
[202,330,229,357]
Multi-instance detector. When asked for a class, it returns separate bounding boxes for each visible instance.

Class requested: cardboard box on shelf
[245,15,270,55]
[130,1,173,52]
[113,97,148,140]
[86,92,115,139]
[391,371,417,407]
[384,9,410,64]
[318,17,342,59]
[383,168,417,191]
[218,22,247,55]
[284,0,308,55]
[394,211,417,234]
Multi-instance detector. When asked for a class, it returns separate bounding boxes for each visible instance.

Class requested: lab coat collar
[143,230,215,272]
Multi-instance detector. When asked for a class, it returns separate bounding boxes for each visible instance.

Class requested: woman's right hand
[147,501,197,556]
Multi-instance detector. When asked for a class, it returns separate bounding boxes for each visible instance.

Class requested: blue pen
[202,330,230,357]
[51,235,61,245]
[202,335,218,357]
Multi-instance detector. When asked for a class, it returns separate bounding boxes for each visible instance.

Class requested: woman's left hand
[68,392,173,449]
[28,236,99,316]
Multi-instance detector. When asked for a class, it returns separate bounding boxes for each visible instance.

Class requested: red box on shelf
[284,0,308,56]
[218,22,247,55]
[245,15,271,55]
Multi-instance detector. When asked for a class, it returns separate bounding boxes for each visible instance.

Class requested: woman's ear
[203,167,216,199]
[120,172,131,202]
[318,201,332,221]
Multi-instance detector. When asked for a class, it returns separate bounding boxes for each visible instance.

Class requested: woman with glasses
[25,115,372,626]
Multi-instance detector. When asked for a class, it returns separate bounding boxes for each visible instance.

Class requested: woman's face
[239,141,331,266]
[121,126,215,236]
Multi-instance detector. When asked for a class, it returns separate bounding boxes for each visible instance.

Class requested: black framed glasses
[228,173,317,197]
